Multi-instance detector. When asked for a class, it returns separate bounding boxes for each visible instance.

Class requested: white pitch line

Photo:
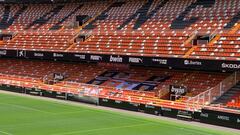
[179,127,214,135]
[0,130,13,135]
[52,123,152,135]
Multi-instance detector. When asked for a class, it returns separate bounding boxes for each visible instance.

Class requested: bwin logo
[129,57,143,63]
[90,55,102,61]
[110,55,123,63]
[171,87,185,95]
[237,118,240,123]
[54,74,64,80]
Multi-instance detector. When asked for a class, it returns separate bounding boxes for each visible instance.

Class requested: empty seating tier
[0,0,239,60]
[0,59,229,98]
[190,33,240,60]
[69,34,190,57]
[213,82,240,110]
[1,32,75,51]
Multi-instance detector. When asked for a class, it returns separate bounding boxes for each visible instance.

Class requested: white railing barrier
[186,72,238,110]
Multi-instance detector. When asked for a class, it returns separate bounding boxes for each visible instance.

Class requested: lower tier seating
[0,59,229,98]
[213,82,240,110]
[0,58,231,110]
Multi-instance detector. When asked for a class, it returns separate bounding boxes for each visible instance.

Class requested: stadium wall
[0,49,239,71]
[0,83,239,129]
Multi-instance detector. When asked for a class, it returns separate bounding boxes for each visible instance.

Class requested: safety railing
[186,72,239,110]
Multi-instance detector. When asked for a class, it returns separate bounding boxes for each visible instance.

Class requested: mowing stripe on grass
[0,91,239,135]
[0,130,13,135]
[0,102,54,114]
[53,110,90,115]
[52,123,152,135]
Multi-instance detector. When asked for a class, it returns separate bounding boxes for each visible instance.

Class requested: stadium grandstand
[0,0,239,133]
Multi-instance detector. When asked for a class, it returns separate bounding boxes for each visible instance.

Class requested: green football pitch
[0,92,238,135]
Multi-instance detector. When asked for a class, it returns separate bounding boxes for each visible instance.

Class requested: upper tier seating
[0,0,239,60]
[0,2,109,32]
[190,31,240,61]
[70,34,190,57]
[1,31,75,51]
[70,0,240,59]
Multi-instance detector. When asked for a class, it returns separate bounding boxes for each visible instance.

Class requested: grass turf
[0,93,238,135]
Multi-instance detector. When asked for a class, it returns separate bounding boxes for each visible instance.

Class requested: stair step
[212,81,240,105]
